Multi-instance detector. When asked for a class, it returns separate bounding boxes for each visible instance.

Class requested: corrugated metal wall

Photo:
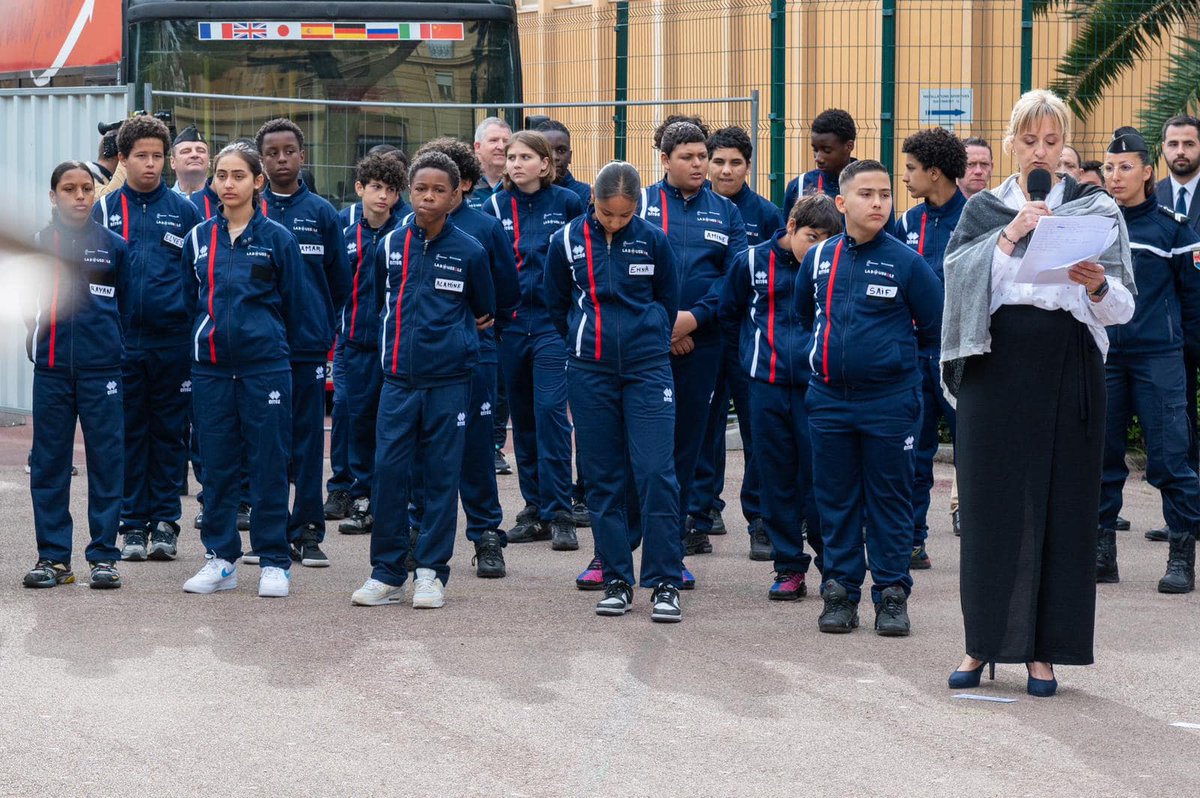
[0,85,132,413]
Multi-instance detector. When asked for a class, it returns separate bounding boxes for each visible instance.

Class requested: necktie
[1177,186,1189,216]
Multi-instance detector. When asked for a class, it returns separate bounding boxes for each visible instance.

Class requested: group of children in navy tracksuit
[25,106,957,633]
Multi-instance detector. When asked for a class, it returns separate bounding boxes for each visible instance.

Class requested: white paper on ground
[1170,722,1200,729]
[1013,214,1119,285]
[952,694,1018,703]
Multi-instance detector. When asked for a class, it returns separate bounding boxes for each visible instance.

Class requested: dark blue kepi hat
[1108,127,1148,154]
[173,125,206,146]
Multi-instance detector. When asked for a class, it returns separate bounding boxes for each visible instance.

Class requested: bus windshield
[129,13,518,205]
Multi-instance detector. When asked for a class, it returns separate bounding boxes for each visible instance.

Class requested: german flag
[334,23,367,40]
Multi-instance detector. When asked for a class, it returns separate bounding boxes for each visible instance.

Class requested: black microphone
[1028,168,1052,202]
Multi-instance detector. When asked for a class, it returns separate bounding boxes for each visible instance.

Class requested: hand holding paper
[1012,214,1119,285]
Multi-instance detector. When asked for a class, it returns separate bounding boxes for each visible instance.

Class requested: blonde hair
[1002,89,1071,155]
[502,131,556,191]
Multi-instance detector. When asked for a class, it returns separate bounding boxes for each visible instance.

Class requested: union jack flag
[232,22,267,39]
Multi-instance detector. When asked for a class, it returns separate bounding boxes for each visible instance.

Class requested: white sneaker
[183,559,237,594]
[258,566,291,597]
[351,578,406,606]
[412,568,445,609]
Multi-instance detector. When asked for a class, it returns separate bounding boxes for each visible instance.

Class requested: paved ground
[0,419,1198,797]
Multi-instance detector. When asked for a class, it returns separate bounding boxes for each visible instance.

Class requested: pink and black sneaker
[576,556,605,590]
[768,572,806,601]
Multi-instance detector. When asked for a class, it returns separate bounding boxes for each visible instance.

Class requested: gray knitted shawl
[940,175,1136,402]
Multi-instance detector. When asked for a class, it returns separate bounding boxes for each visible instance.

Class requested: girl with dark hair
[181,144,306,598]
[486,130,585,551]
[24,162,129,589]
[546,161,683,621]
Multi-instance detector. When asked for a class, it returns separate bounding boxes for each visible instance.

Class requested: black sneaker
[685,529,713,556]
[473,529,506,578]
[338,497,373,535]
[1115,515,1131,531]
[324,489,354,520]
[818,580,859,633]
[1146,526,1169,542]
[290,524,330,568]
[571,497,591,528]
[193,508,204,530]
[120,528,148,561]
[550,511,579,551]
[23,560,74,588]
[148,521,179,561]
[508,505,549,543]
[873,585,911,636]
[748,517,773,561]
[910,544,931,570]
[89,561,122,589]
[236,503,252,531]
[650,583,682,623]
[951,508,961,537]
[709,508,727,535]
[595,580,633,616]
[494,450,512,475]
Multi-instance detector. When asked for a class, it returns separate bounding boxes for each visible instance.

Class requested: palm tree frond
[1138,35,1200,158]
[1048,0,1199,117]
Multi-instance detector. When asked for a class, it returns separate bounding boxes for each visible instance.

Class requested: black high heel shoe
[1026,664,1057,698]
[948,659,996,689]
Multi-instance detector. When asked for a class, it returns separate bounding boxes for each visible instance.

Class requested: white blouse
[989,174,1135,356]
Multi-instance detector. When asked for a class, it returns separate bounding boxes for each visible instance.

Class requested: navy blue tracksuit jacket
[898,188,966,547]
[184,208,306,569]
[719,232,822,575]
[557,171,592,207]
[29,219,129,565]
[487,183,583,521]
[368,218,495,587]
[730,183,784,247]
[784,168,842,217]
[190,182,222,220]
[1100,198,1200,536]
[797,229,943,604]
[339,199,412,230]
[93,181,202,531]
[546,211,683,588]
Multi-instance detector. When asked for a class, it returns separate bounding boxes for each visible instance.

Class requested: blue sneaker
[681,565,695,591]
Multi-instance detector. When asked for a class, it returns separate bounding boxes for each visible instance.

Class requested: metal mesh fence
[518,0,1189,210]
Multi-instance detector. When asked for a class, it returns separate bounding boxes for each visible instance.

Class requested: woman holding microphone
[941,90,1135,696]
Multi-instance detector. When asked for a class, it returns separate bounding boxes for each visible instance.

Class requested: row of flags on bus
[197,21,466,42]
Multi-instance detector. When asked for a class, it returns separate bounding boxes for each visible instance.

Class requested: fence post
[880,0,896,176]
[750,88,760,192]
[613,1,630,161]
[769,0,786,205]
[1020,0,1033,93]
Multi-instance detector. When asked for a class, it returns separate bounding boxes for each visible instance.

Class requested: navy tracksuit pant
[288,360,328,542]
[337,343,384,500]
[690,348,762,532]
[750,380,822,575]
[807,386,919,604]
[569,364,681,588]
[31,368,124,564]
[462,363,505,541]
[193,368,292,569]
[493,358,510,451]
[671,336,723,549]
[913,352,955,546]
[327,337,353,495]
[122,345,191,529]
[500,332,573,520]
[1100,353,1200,532]
[370,380,468,586]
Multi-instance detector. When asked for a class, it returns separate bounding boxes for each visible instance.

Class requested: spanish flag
[300,23,333,39]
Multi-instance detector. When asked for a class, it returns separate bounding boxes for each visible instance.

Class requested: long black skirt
[956,305,1104,666]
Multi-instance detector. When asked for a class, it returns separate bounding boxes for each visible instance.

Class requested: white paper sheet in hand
[1012,215,1119,285]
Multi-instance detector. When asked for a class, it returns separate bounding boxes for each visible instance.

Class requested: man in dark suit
[1153,115,1200,542]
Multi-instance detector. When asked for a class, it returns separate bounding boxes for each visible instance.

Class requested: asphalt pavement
[0,420,1197,796]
